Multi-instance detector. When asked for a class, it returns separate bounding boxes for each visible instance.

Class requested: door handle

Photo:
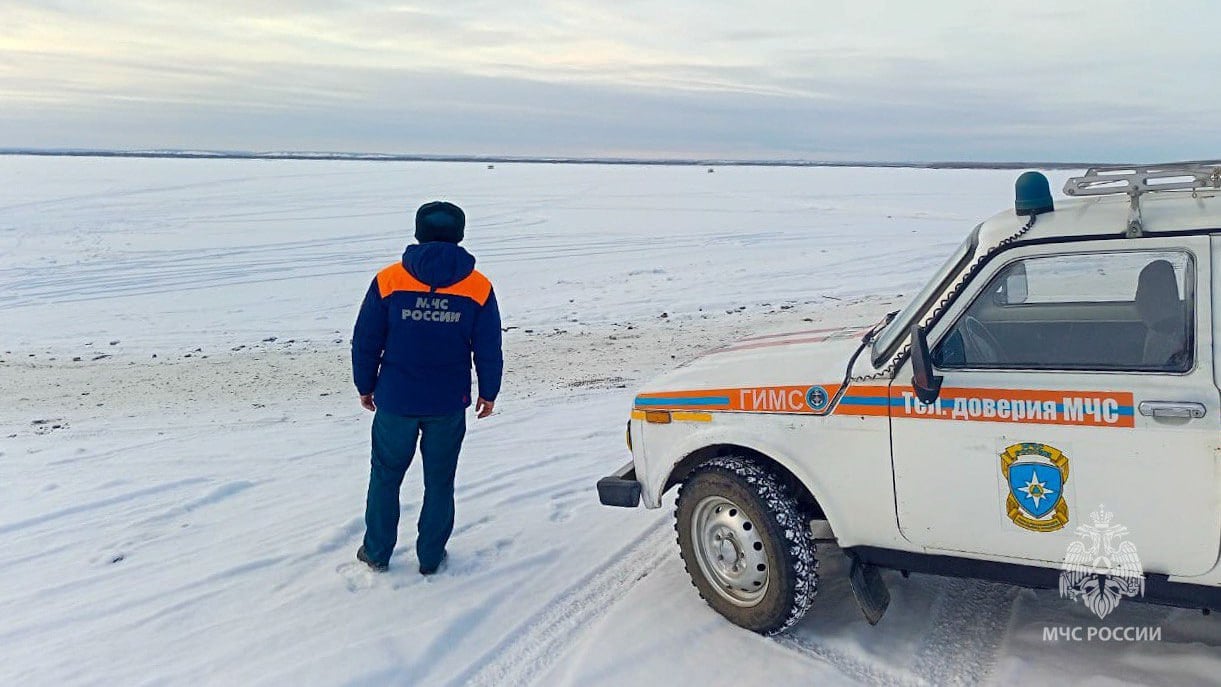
[1137,401,1207,419]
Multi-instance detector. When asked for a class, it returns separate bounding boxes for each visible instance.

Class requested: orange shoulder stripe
[437,270,493,306]
[376,263,428,298]
[376,264,493,306]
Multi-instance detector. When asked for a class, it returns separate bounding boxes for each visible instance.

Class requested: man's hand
[475,397,495,418]
[359,394,376,412]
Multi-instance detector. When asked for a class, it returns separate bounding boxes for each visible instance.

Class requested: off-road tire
[675,456,818,634]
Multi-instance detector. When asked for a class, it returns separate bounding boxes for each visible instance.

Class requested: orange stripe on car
[634,383,1134,427]
[636,384,845,414]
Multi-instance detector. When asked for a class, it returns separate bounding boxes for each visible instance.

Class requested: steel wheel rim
[690,495,769,607]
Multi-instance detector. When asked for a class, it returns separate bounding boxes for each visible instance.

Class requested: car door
[889,236,1220,576]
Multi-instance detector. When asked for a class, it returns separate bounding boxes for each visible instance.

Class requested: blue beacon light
[1015,171,1055,216]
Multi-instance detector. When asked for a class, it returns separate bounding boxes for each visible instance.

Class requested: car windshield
[870,226,980,367]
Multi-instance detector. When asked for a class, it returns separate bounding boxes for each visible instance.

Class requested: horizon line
[0,147,1114,170]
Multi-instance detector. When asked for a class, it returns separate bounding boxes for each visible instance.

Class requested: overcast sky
[2,1,1217,161]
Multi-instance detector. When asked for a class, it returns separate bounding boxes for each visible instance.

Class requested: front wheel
[675,456,818,634]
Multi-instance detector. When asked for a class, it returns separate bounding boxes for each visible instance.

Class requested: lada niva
[599,164,1221,634]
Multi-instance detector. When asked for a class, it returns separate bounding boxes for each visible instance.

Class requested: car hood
[637,325,871,396]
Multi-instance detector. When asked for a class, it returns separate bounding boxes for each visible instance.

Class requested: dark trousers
[362,408,466,568]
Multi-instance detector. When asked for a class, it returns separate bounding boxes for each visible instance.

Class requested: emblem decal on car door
[1001,442,1070,532]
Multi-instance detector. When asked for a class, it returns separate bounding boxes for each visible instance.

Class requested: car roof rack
[1063,162,1221,237]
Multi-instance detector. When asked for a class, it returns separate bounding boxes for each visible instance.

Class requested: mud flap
[848,555,890,625]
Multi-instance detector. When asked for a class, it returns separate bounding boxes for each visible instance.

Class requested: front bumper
[597,461,642,507]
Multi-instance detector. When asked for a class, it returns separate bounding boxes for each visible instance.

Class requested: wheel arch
[664,443,826,522]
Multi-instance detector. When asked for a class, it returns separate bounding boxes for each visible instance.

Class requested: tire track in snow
[910,579,1019,686]
[0,478,210,535]
[773,635,926,687]
[447,516,672,687]
[775,576,1020,686]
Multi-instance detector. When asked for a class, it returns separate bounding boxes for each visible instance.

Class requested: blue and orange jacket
[352,242,503,416]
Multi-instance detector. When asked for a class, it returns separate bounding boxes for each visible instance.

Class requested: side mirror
[910,324,943,404]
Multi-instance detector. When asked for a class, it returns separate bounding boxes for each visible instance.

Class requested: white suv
[598,164,1221,634]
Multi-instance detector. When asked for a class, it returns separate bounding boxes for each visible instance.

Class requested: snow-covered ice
[1,157,1218,685]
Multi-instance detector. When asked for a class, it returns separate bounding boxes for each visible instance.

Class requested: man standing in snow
[350,201,503,575]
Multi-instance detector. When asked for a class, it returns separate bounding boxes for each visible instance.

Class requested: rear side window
[934,250,1194,372]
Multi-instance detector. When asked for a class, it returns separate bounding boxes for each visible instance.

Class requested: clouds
[1,1,1218,160]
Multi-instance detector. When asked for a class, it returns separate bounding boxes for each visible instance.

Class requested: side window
[933,250,1194,372]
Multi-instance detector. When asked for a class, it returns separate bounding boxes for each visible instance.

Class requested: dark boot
[419,551,447,576]
[357,545,388,573]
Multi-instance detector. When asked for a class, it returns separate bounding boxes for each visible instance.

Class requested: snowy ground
[1,158,1218,685]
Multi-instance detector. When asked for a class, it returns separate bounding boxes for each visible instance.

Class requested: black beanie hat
[415,201,465,244]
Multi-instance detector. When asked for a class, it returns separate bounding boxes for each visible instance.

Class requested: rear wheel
[675,456,818,634]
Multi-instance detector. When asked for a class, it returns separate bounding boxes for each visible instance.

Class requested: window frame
[871,226,981,367]
[932,247,1198,375]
